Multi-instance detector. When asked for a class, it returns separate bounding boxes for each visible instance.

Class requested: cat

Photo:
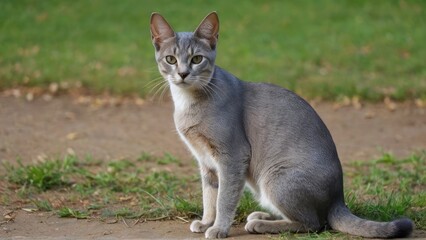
[150,12,414,239]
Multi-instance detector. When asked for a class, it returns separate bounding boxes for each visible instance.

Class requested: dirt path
[1,95,425,239]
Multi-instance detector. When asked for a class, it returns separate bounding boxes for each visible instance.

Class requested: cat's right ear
[150,13,175,50]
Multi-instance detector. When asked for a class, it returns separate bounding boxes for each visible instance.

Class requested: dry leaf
[415,99,424,108]
[12,89,21,98]
[135,98,145,106]
[119,196,133,202]
[364,111,375,119]
[351,96,362,110]
[66,132,79,140]
[26,92,34,102]
[22,208,38,213]
[49,83,59,93]
[384,97,397,111]
[67,148,76,155]
[106,219,118,224]
[3,210,16,221]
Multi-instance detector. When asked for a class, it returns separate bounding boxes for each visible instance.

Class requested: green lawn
[2,152,425,238]
[1,0,425,100]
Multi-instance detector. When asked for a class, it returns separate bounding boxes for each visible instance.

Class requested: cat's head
[150,12,219,90]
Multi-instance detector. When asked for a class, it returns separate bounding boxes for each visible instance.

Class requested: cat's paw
[245,219,267,234]
[205,226,228,239]
[247,211,273,221]
[190,220,212,233]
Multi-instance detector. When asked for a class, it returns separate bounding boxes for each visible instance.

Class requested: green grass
[2,153,202,220]
[345,152,426,228]
[1,152,425,239]
[1,0,425,100]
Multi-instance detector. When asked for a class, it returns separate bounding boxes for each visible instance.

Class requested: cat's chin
[172,82,191,88]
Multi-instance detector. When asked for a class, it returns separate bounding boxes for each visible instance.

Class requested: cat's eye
[191,55,203,64]
[165,55,177,65]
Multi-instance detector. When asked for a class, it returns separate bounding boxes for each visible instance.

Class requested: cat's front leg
[205,162,246,239]
[190,165,218,233]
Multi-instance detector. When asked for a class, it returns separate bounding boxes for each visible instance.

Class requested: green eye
[191,55,203,64]
[165,55,177,64]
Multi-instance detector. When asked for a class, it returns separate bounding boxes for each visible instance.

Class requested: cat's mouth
[171,78,193,88]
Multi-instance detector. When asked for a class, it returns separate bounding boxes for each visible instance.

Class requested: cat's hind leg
[245,177,323,234]
[245,205,322,234]
[247,211,276,221]
[245,219,312,234]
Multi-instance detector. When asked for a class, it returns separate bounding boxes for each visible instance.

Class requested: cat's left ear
[194,12,219,49]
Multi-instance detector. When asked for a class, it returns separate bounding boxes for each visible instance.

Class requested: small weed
[173,196,202,218]
[58,207,89,219]
[137,152,155,162]
[101,207,141,219]
[31,199,53,211]
[87,203,104,210]
[4,155,78,190]
[157,153,180,165]
[107,159,135,172]
[235,191,262,223]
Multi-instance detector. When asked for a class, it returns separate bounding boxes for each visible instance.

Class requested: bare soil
[1,95,425,239]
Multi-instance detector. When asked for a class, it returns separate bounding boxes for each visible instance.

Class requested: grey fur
[150,12,414,239]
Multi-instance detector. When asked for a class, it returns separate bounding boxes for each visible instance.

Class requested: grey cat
[150,12,414,239]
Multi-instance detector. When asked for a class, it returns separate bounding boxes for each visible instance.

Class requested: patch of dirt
[1,95,425,239]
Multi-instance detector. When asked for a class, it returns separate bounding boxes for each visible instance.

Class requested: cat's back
[242,81,338,164]
[242,82,323,130]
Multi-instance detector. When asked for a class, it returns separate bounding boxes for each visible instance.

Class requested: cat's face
[150,12,219,90]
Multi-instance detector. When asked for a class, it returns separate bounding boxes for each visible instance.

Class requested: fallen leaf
[66,132,79,140]
[106,218,118,224]
[26,92,34,102]
[22,208,38,213]
[135,98,145,106]
[351,96,362,110]
[384,97,397,111]
[3,210,16,221]
[119,196,133,202]
[364,111,375,119]
[67,148,76,155]
[415,99,424,108]
[49,83,59,93]
[12,89,21,98]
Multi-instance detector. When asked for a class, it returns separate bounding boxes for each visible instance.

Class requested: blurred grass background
[1,0,425,101]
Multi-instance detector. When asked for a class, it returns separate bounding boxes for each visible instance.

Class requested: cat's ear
[194,12,219,49]
[150,13,175,50]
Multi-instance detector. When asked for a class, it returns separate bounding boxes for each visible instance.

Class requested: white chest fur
[176,130,218,170]
[171,85,218,170]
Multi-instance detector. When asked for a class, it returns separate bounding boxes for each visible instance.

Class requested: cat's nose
[178,72,190,80]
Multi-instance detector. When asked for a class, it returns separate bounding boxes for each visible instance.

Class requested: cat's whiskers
[197,77,226,100]
[150,80,169,102]
[144,76,165,89]
[209,78,228,98]
[197,79,219,100]
[145,78,166,98]
[146,79,167,99]
[159,83,171,102]
[200,84,214,99]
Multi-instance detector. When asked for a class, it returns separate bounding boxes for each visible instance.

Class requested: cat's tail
[328,203,414,238]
